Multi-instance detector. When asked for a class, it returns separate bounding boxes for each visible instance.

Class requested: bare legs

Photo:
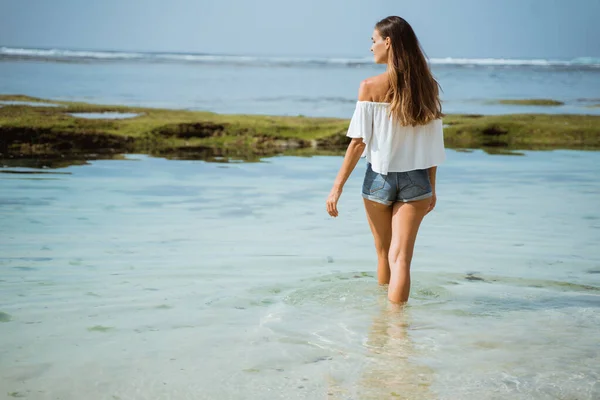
[363,199,393,284]
[387,199,430,303]
[363,197,430,304]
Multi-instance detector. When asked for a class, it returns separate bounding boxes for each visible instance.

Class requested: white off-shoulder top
[346,101,446,175]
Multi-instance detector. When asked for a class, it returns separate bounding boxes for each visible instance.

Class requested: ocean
[1,46,599,399]
[1,46,600,117]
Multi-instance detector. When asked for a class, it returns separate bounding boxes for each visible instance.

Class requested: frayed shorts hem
[361,191,433,206]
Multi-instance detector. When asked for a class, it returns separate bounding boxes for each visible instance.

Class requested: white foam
[2,46,598,68]
[0,46,143,60]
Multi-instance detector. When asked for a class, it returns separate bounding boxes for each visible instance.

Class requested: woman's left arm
[326,138,365,217]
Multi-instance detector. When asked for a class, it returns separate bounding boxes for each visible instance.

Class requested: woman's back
[359,73,389,103]
[347,63,445,174]
[347,99,445,175]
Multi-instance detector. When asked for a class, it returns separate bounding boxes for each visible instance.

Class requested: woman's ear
[385,37,391,49]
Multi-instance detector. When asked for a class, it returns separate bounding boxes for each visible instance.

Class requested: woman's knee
[373,237,390,256]
[375,246,390,262]
[388,247,413,266]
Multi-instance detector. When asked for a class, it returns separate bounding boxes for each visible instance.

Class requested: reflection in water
[1,146,533,170]
[0,155,125,169]
[325,299,436,400]
[358,303,436,399]
[0,149,345,169]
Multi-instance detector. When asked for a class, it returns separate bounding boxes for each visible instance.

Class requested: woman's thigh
[390,198,430,260]
[363,198,393,251]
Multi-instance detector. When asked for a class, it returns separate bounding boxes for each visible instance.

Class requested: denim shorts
[362,162,433,205]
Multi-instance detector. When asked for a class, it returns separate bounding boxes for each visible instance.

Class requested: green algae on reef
[1,95,600,164]
[87,325,114,332]
[493,99,564,106]
[0,311,13,322]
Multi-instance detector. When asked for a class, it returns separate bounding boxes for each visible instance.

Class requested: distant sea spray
[1,46,599,70]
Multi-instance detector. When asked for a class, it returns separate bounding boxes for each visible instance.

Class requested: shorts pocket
[406,170,431,192]
[369,175,386,193]
[363,166,387,194]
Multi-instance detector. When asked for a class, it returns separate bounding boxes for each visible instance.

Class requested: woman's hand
[426,191,437,214]
[326,186,343,217]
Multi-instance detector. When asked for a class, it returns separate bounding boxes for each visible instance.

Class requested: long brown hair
[375,16,443,126]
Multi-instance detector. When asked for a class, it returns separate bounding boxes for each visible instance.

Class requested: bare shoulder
[357,73,388,102]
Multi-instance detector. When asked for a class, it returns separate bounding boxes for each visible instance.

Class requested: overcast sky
[1,0,598,59]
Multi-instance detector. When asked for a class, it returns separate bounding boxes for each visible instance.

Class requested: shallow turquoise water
[1,150,599,399]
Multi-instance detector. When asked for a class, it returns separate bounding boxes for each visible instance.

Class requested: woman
[326,16,446,304]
